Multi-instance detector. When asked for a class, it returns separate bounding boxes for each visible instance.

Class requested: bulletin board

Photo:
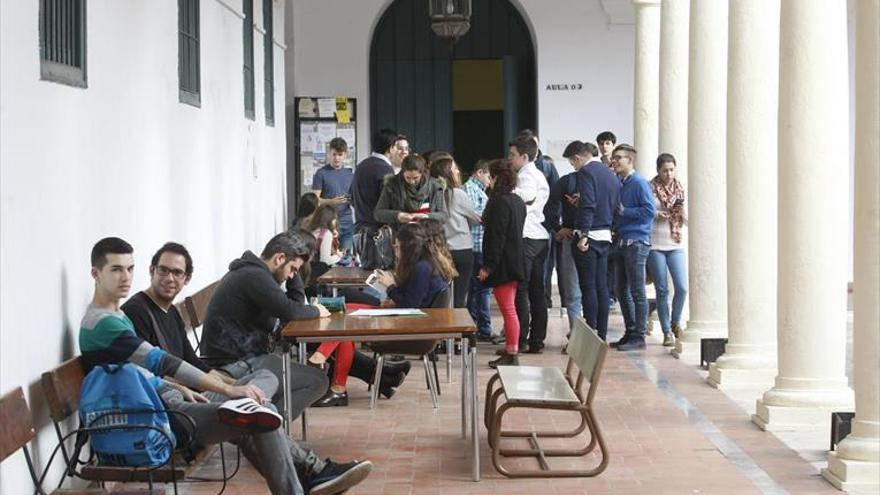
[294,96,357,200]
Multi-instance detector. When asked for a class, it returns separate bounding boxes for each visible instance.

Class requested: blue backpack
[78,363,176,467]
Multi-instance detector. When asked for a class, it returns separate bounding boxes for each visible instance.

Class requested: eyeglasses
[155,265,187,280]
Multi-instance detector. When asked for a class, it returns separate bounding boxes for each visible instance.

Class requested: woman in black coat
[478,159,527,368]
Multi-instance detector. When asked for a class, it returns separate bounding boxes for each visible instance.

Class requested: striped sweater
[79,303,203,389]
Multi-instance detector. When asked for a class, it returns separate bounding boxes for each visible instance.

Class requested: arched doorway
[370,0,536,171]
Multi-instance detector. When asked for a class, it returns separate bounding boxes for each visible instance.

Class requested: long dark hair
[393,223,429,287]
[420,219,458,282]
[488,159,517,196]
[306,204,338,233]
[429,155,457,207]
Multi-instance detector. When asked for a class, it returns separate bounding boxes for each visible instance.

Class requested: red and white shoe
[217,398,282,433]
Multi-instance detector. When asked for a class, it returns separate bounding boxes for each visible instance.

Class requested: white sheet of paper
[336,127,356,148]
[317,123,337,144]
[317,98,336,118]
[349,309,427,317]
[300,124,318,153]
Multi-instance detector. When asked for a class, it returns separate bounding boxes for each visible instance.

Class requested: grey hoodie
[202,251,319,364]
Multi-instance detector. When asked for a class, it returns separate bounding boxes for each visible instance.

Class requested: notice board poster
[294,97,357,196]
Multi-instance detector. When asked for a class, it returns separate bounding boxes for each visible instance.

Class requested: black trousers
[516,238,549,349]
[451,248,474,308]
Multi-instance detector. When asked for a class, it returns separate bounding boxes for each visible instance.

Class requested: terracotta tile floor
[169,306,846,495]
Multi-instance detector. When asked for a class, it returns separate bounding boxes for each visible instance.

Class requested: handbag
[354,225,395,270]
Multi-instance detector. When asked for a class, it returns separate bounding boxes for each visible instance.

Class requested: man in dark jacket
[571,141,621,341]
[202,231,331,420]
[351,129,401,233]
[125,241,373,495]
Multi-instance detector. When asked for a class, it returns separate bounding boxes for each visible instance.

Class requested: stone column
[752,0,854,430]
[633,0,661,176]
[822,0,879,489]
[707,0,779,388]
[673,0,728,359]
[658,0,689,184]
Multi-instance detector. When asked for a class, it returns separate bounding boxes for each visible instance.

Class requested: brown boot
[662,333,675,347]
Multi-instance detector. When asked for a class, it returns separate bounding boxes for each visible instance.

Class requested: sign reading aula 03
[545,83,583,91]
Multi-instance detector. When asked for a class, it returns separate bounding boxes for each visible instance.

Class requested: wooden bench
[484,317,610,478]
[40,357,182,494]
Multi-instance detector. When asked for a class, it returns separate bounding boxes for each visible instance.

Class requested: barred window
[179,0,200,107]
[263,0,274,126]
[243,0,255,120]
[39,0,87,88]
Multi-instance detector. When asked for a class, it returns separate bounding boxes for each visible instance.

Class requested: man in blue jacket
[569,141,620,341]
[608,144,655,351]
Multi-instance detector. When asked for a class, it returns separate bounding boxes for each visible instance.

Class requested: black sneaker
[616,339,647,351]
[523,345,544,354]
[609,336,631,348]
[379,371,406,399]
[488,353,519,369]
[307,459,373,495]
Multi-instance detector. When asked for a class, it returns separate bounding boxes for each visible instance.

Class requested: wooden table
[315,266,372,296]
[280,308,481,482]
[316,266,458,384]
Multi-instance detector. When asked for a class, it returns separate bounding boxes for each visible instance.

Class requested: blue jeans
[647,249,688,335]
[556,238,583,331]
[468,252,493,336]
[615,241,651,340]
[339,218,354,254]
[573,239,611,340]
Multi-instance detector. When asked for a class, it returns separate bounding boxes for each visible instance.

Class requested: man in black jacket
[123,241,373,495]
[202,231,331,420]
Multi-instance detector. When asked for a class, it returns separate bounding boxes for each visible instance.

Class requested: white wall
[0,1,287,492]
[289,0,636,176]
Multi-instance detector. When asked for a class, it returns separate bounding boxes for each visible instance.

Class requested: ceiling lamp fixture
[429,0,471,44]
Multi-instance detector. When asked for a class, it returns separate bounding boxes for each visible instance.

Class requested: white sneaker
[217,398,282,433]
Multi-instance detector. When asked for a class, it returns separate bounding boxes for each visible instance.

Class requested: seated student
[201,231,331,420]
[374,154,448,228]
[80,237,310,495]
[121,242,372,494]
[307,223,451,405]
[307,204,344,267]
[291,192,319,231]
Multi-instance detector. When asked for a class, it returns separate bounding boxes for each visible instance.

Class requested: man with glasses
[608,144,656,351]
[122,242,373,494]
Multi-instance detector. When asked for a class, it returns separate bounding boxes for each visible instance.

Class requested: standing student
[462,160,493,339]
[508,135,550,353]
[374,154,448,227]
[351,129,398,261]
[609,144,656,351]
[647,153,688,346]
[312,137,354,253]
[596,130,617,169]
[480,160,527,368]
[430,155,482,308]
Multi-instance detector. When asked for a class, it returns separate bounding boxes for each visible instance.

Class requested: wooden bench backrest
[566,317,608,405]
[176,280,219,331]
[0,387,36,462]
[41,356,86,422]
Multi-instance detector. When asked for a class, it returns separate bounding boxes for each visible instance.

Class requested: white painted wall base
[822,451,880,491]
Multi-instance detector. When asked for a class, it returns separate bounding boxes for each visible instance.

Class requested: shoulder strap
[146,308,171,351]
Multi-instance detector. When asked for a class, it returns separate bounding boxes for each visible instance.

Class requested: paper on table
[349,308,427,317]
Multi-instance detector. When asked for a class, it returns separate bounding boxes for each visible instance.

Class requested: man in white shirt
[507,135,550,353]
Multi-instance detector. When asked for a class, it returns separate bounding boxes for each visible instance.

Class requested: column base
[671,339,700,359]
[673,319,727,359]
[752,387,854,431]
[822,451,880,491]
[707,365,777,389]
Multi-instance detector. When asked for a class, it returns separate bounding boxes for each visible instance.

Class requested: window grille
[263,0,274,126]
[179,0,201,107]
[39,0,87,87]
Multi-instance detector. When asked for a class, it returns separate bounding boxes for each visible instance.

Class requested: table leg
[446,338,453,383]
[332,286,338,297]
[460,337,469,439]
[282,347,291,436]
[298,342,308,441]
[470,344,480,481]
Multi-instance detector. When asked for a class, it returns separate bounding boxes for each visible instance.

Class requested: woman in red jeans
[307,223,449,405]
[480,159,527,368]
